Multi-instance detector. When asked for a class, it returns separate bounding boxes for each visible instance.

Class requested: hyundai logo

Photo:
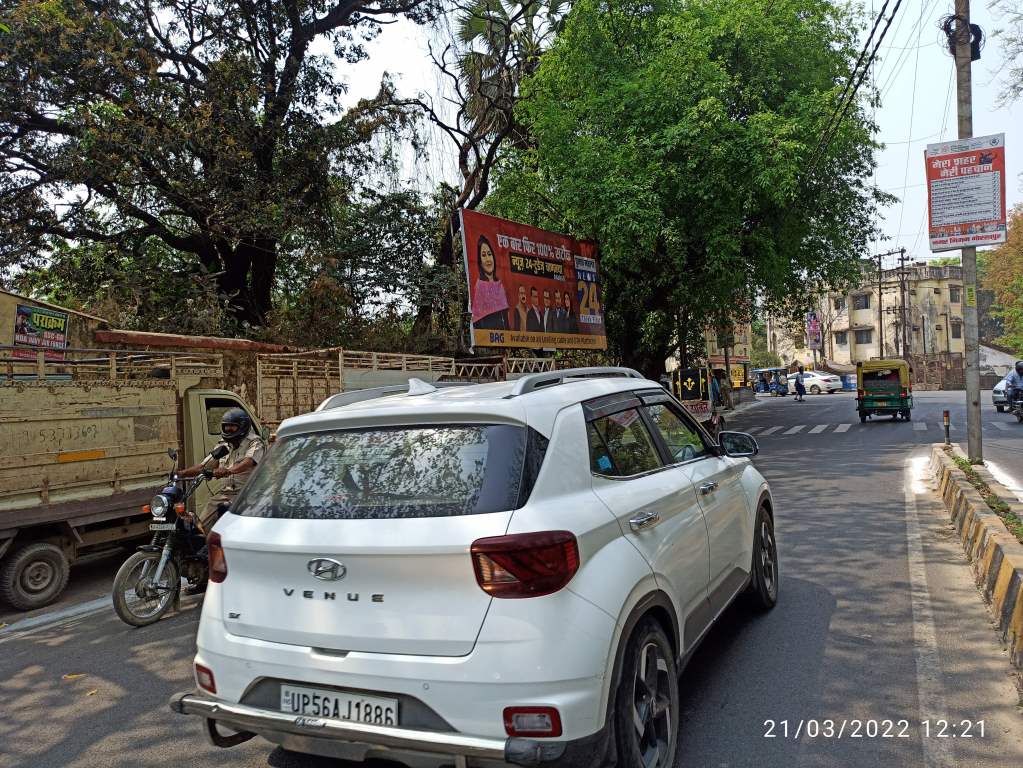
[307,558,347,581]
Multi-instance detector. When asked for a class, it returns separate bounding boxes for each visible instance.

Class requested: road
[1,391,1021,768]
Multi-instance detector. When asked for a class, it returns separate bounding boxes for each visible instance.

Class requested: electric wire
[893,1,926,247]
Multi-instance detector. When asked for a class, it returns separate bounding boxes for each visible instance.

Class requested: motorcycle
[1011,387,1023,424]
[112,444,229,626]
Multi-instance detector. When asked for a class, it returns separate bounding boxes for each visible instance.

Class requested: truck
[0,347,265,611]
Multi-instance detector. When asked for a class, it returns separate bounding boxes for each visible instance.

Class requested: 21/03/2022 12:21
[762,719,985,739]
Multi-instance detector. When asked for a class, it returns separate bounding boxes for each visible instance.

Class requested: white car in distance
[787,371,843,394]
[171,368,778,768]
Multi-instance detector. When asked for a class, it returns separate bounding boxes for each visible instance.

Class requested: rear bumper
[170,691,608,767]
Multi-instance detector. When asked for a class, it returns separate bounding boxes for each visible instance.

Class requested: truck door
[184,392,262,516]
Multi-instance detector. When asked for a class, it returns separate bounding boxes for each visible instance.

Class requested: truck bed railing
[0,346,224,381]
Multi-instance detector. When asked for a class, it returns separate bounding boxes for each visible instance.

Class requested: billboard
[806,310,822,350]
[460,209,607,350]
[925,133,1007,252]
[13,304,69,360]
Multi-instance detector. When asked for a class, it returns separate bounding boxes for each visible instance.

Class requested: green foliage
[0,0,440,324]
[981,205,1023,354]
[750,319,782,368]
[488,0,888,374]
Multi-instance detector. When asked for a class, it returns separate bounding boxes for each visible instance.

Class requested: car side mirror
[719,431,758,458]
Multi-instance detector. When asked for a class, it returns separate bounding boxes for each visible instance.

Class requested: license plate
[149,523,176,531]
[280,684,398,726]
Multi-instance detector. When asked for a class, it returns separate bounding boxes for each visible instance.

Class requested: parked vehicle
[752,366,789,396]
[0,347,264,611]
[993,378,1008,412]
[171,367,778,768]
[111,445,228,626]
[856,359,913,422]
[786,371,842,395]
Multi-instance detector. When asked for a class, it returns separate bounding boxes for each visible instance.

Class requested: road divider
[929,444,1023,675]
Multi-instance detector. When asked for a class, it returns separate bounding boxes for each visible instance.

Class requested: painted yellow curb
[930,444,1023,674]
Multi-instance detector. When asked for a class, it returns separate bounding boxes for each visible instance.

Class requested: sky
[335,2,1023,269]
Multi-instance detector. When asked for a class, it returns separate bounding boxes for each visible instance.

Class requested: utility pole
[877,253,884,358]
[898,249,910,362]
[954,0,983,462]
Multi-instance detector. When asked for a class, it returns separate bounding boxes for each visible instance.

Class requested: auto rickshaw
[856,359,913,422]
[752,367,789,396]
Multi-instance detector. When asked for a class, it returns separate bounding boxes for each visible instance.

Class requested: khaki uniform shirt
[216,430,266,493]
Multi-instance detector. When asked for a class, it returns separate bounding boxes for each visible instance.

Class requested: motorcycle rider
[1005,361,1023,410]
[178,408,265,531]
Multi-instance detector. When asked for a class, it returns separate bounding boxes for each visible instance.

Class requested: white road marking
[913,421,927,431]
[783,424,806,435]
[905,456,955,768]
[834,423,851,433]
[809,424,829,434]
[989,422,1009,431]
[759,426,783,436]
[0,597,111,642]
[985,460,1023,504]
[743,425,764,434]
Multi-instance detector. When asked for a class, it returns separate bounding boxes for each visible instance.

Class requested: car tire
[0,542,71,611]
[810,385,821,395]
[996,405,1005,413]
[612,618,680,768]
[744,505,779,612]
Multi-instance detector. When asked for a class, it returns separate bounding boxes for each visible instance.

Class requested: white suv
[171,368,778,768]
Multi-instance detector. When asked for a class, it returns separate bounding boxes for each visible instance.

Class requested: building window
[854,329,873,344]
[950,286,961,303]
[933,287,940,295]
[951,321,962,339]
[834,297,846,311]
[834,331,848,345]
[852,294,871,310]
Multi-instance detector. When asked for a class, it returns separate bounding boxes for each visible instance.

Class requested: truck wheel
[0,542,71,611]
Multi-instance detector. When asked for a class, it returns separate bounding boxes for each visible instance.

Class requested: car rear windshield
[232,424,547,520]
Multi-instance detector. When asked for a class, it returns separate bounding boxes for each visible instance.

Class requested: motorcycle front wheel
[112,551,180,627]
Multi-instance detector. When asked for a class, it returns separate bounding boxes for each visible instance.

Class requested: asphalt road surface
[1,390,1021,768]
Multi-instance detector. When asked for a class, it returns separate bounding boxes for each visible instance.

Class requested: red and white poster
[925,133,1007,252]
[460,209,607,350]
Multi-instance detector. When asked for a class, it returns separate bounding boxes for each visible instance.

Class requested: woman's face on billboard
[480,242,496,277]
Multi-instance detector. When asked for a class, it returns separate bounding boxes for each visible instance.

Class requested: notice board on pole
[925,132,1007,253]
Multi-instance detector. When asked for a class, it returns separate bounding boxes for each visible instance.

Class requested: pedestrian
[720,373,733,410]
[794,365,807,402]
[710,370,721,407]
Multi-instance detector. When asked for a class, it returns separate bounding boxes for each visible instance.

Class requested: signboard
[806,310,822,350]
[460,209,607,350]
[676,368,706,401]
[925,133,1007,252]
[13,304,69,360]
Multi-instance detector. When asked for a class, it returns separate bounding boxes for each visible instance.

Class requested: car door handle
[628,510,661,531]
[699,482,718,495]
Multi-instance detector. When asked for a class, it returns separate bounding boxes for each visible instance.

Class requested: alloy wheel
[633,641,673,768]
[759,518,777,599]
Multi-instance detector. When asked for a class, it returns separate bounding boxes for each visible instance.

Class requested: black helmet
[1016,361,1023,376]
[221,408,251,442]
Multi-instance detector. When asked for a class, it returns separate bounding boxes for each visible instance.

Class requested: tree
[0,0,440,325]
[409,1,566,341]
[981,204,1023,353]
[750,319,781,368]
[488,0,888,376]
[993,1,1023,103]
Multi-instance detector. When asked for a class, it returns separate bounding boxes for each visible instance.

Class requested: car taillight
[504,707,562,737]
[208,532,228,583]
[901,388,908,398]
[195,663,217,694]
[471,531,579,599]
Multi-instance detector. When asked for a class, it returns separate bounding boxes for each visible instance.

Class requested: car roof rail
[507,366,646,397]
[315,378,472,412]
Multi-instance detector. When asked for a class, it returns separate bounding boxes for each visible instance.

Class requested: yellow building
[767,263,965,366]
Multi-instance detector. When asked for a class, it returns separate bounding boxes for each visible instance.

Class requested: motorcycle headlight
[151,494,171,521]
